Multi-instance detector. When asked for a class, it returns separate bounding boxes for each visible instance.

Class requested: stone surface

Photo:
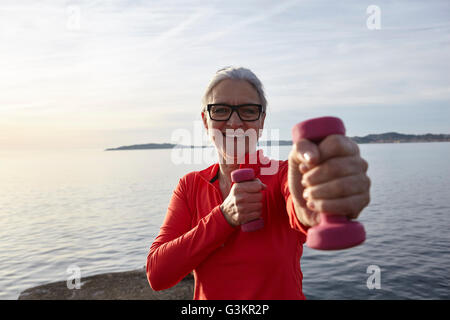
[18,268,194,300]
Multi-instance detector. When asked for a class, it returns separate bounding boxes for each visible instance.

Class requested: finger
[243,192,264,204]
[242,202,263,213]
[234,180,266,193]
[302,156,368,186]
[318,135,360,163]
[288,155,306,207]
[234,190,263,205]
[290,139,320,166]
[306,192,370,219]
[234,192,262,205]
[240,211,263,225]
[303,174,371,200]
[303,209,321,226]
[299,163,309,174]
[255,178,268,190]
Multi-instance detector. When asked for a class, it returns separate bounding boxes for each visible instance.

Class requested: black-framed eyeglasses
[207,103,263,121]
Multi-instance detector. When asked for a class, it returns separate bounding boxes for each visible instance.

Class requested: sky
[0,0,449,150]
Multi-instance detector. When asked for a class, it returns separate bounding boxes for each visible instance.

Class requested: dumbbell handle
[292,116,366,250]
[293,116,348,224]
[230,168,264,232]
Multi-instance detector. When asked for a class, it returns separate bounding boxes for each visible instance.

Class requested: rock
[18,268,194,300]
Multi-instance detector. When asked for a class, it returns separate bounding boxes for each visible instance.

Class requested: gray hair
[201,66,267,112]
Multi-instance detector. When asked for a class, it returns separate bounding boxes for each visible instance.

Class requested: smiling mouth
[222,132,246,138]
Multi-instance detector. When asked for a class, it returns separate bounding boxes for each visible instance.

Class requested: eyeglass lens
[210,105,260,121]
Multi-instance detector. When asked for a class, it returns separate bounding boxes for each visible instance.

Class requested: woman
[146,66,371,299]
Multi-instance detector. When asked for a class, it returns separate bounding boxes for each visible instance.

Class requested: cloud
[0,0,449,149]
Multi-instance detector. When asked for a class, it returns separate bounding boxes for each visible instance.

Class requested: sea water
[1,143,449,299]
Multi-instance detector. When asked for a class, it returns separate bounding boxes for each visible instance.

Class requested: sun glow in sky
[1,0,449,150]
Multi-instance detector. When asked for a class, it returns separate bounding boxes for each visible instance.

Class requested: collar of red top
[199,149,271,183]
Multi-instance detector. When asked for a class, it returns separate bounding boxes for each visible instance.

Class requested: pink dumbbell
[231,168,264,232]
[292,116,366,250]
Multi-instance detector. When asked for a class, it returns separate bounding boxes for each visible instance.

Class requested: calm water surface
[1,143,449,299]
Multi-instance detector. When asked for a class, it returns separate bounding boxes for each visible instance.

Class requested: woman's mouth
[221,129,248,139]
[222,132,246,139]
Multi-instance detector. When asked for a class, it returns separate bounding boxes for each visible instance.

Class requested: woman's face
[201,79,266,163]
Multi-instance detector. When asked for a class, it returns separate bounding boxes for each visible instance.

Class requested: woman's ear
[201,111,208,131]
[258,112,266,138]
[261,112,266,126]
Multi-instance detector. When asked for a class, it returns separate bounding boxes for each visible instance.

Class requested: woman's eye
[241,107,257,114]
[213,107,228,114]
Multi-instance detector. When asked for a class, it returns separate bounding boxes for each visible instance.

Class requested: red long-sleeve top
[146,150,309,299]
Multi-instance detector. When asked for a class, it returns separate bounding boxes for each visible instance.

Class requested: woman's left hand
[288,134,371,227]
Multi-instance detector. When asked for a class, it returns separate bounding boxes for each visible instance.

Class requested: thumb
[288,156,306,207]
[293,139,320,167]
[255,178,267,190]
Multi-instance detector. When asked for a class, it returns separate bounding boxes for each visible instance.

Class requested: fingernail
[301,178,307,187]
[303,189,309,199]
[303,152,312,163]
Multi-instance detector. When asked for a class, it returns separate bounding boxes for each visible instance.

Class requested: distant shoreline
[105,132,450,151]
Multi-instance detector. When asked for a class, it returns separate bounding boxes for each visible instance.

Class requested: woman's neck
[217,163,239,199]
[218,162,240,183]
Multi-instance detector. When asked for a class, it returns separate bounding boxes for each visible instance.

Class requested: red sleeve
[279,161,310,236]
[146,175,235,291]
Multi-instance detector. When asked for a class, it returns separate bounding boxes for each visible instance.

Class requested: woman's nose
[226,110,243,127]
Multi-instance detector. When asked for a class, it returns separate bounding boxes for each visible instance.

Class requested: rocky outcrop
[18,268,194,300]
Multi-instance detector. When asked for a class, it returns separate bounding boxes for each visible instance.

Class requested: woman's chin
[211,137,258,164]
[218,148,254,164]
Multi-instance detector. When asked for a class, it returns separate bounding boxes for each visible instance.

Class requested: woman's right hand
[220,179,267,227]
